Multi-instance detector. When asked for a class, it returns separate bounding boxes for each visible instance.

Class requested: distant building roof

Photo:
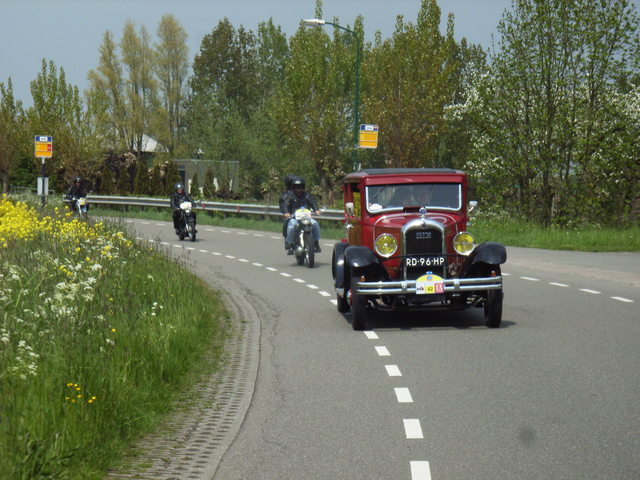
[141,134,166,153]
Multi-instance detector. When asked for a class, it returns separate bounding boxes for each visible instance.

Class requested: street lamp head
[302,18,326,27]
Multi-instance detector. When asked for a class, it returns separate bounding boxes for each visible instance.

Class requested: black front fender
[332,242,348,288]
[344,246,381,270]
[461,241,507,276]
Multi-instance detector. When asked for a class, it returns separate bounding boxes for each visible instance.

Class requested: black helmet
[284,174,298,190]
[175,182,184,191]
[292,177,305,189]
[74,177,82,184]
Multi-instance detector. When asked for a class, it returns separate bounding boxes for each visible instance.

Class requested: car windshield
[366,183,461,213]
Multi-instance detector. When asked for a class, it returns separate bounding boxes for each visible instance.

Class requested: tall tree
[121,21,158,160]
[466,0,639,225]
[0,79,25,193]
[362,0,459,168]
[271,5,363,201]
[155,14,189,154]
[88,31,127,153]
[29,60,101,189]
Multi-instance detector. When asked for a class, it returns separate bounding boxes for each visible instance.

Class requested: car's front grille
[403,228,445,280]
[405,228,443,256]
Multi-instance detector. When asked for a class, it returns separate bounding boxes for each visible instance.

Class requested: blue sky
[0,0,511,107]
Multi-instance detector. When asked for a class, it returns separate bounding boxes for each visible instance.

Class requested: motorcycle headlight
[374,234,398,258]
[301,216,311,225]
[453,232,475,256]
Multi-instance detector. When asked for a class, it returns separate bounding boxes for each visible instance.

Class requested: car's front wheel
[484,289,503,328]
[336,292,350,313]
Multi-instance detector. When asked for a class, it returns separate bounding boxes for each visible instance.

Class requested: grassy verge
[471,216,640,252]
[0,196,229,479]
[90,204,640,252]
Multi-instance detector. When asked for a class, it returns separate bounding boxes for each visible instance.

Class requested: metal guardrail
[84,195,346,223]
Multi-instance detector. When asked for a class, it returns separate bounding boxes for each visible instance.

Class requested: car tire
[336,292,350,313]
[485,289,503,328]
[350,275,367,331]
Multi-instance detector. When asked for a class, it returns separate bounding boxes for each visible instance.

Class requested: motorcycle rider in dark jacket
[281,177,321,253]
[66,177,88,211]
[279,174,299,248]
[170,183,196,234]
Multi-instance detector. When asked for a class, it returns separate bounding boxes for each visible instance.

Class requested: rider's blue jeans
[286,218,320,244]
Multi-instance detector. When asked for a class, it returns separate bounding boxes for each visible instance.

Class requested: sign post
[359,124,379,149]
[35,136,52,206]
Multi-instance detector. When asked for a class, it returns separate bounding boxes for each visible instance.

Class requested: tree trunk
[2,171,9,194]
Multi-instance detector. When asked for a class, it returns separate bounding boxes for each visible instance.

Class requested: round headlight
[375,233,398,258]
[453,232,475,256]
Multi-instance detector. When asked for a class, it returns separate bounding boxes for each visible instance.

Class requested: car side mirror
[468,200,477,213]
[345,202,355,216]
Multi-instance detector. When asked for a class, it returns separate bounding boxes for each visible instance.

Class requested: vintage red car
[331,168,506,330]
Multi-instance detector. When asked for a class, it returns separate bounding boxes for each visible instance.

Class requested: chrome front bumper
[351,276,503,296]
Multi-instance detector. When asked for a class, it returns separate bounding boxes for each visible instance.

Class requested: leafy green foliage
[464,0,639,226]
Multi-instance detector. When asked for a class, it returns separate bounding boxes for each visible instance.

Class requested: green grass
[90,205,640,252]
[0,201,230,479]
[471,216,640,252]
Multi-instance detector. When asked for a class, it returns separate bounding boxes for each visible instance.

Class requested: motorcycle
[70,197,88,218]
[176,201,197,242]
[291,207,316,268]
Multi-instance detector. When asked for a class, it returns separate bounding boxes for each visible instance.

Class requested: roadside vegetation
[2,0,639,232]
[0,195,229,479]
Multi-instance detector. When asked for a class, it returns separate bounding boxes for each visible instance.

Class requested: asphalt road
[124,219,639,480]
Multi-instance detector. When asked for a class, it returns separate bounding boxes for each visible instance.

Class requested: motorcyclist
[282,177,321,254]
[279,174,299,248]
[66,177,88,211]
[170,182,196,234]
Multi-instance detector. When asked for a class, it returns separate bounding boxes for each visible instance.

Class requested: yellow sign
[359,124,378,149]
[35,135,53,158]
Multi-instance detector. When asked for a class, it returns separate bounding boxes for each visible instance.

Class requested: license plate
[405,256,446,268]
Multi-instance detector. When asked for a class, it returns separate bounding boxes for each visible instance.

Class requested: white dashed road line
[364,331,379,340]
[280,272,292,277]
[403,419,424,439]
[375,346,391,357]
[385,365,402,377]
[410,461,432,480]
[612,296,634,303]
[549,282,569,287]
[521,276,540,281]
[580,288,601,294]
[293,278,305,283]
[394,388,413,403]
[266,267,277,272]
[306,284,318,290]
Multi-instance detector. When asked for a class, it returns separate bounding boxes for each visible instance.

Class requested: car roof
[359,168,462,175]
[344,168,465,183]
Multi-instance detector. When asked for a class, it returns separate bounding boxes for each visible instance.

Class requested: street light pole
[303,18,361,171]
